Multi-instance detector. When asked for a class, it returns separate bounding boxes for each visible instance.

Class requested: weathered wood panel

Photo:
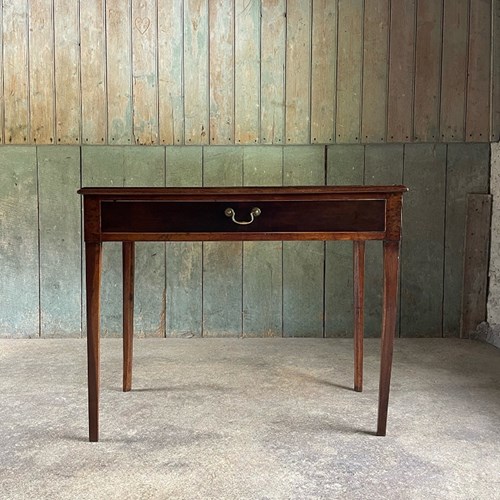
[38,147,81,337]
[361,0,390,143]
[242,146,283,336]
[400,144,446,337]
[209,0,234,145]
[0,4,3,143]
[460,194,492,338]
[260,0,285,144]
[3,0,29,143]
[283,146,324,337]
[466,0,491,141]
[325,145,365,337]
[387,0,416,142]
[285,0,312,144]
[336,0,363,143]
[184,0,209,145]
[440,0,468,142]
[0,148,39,337]
[493,0,500,141]
[413,0,443,142]
[311,0,336,144]
[235,0,260,144]
[158,0,184,145]
[132,0,159,145]
[444,144,490,337]
[165,147,203,337]
[106,0,133,144]
[54,0,81,144]
[82,147,166,336]
[28,0,55,144]
[364,144,404,337]
[80,0,107,144]
[202,147,243,336]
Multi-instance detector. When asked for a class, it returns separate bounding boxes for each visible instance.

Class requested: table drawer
[101,199,386,234]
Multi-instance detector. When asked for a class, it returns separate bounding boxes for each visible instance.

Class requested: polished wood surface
[80,185,406,441]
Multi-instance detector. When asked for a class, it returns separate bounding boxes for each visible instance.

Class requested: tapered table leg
[353,241,365,392]
[86,242,102,442]
[377,240,400,436]
[123,242,135,392]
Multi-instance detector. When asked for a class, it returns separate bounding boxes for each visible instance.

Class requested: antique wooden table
[79,186,407,442]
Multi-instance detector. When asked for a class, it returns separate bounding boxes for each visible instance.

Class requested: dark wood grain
[353,240,365,392]
[123,242,135,392]
[85,242,102,442]
[377,240,400,436]
[80,185,407,441]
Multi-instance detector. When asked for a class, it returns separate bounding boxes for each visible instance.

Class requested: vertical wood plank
[283,146,324,336]
[80,0,107,144]
[203,147,243,336]
[364,144,404,337]
[460,194,492,338]
[285,0,312,144]
[361,0,390,143]
[243,146,283,336]
[492,0,500,141]
[106,0,133,144]
[165,146,203,337]
[310,0,336,144]
[54,0,81,144]
[38,146,81,337]
[466,0,491,142]
[184,0,209,145]
[235,0,260,144]
[0,147,39,337]
[336,0,363,143]
[0,4,3,143]
[400,144,446,337]
[325,145,365,337]
[3,0,29,144]
[28,0,55,144]
[158,0,184,145]
[413,0,443,142]
[209,0,234,144]
[261,0,286,144]
[444,144,490,337]
[131,0,159,145]
[440,0,468,142]
[82,146,166,336]
[387,0,416,142]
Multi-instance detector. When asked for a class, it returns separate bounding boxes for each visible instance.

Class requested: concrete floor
[0,338,499,500]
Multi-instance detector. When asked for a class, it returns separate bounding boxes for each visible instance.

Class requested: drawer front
[101,200,386,234]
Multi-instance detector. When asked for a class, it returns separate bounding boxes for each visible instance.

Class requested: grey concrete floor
[0,338,499,500]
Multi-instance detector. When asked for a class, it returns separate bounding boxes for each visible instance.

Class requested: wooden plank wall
[0,0,498,145]
[0,144,490,338]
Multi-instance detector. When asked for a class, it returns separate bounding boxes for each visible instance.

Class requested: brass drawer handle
[224,207,261,225]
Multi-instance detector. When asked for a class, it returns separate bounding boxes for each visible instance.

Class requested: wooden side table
[78,186,407,442]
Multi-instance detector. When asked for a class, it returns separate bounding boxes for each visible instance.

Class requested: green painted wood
[283,146,324,337]
[202,146,243,336]
[165,146,203,337]
[444,144,490,337]
[361,0,390,143]
[325,145,365,337]
[260,0,285,144]
[493,0,500,141]
[336,0,363,143]
[400,144,446,337]
[440,0,468,142]
[413,0,443,142]
[242,146,283,337]
[38,146,82,337]
[364,144,404,337]
[82,146,166,337]
[0,147,39,337]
